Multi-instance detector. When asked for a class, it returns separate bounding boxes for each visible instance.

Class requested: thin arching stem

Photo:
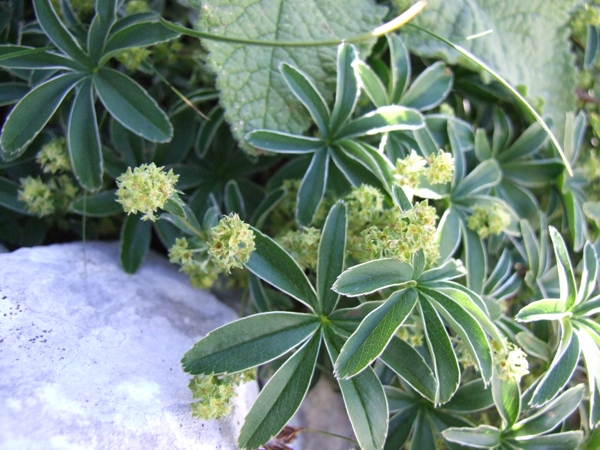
[160,1,426,47]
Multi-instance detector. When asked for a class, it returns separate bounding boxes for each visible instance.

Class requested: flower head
[467,203,511,238]
[116,163,179,221]
[493,340,529,383]
[36,137,71,174]
[18,176,55,217]
[208,214,255,273]
[276,227,321,271]
[426,150,454,185]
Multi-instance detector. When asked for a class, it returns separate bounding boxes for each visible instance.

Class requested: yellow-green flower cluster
[361,200,438,263]
[343,185,439,265]
[426,150,454,185]
[208,213,255,273]
[168,237,221,290]
[467,203,511,238]
[394,150,454,187]
[396,324,423,347]
[17,174,79,218]
[116,47,151,72]
[18,176,55,217]
[125,0,149,14]
[116,163,179,221]
[492,340,529,383]
[276,227,321,271]
[395,150,427,187]
[189,370,256,421]
[36,137,71,174]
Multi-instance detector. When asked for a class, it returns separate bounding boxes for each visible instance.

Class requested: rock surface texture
[0,242,258,450]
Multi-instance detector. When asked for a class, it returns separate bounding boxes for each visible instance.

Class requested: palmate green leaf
[419,296,460,405]
[224,179,246,219]
[387,33,411,103]
[239,331,321,450]
[0,46,84,70]
[452,158,502,199]
[68,78,102,190]
[492,371,521,428]
[515,299,569,322]
[419,259,465,283]
[506,431,583,449]
[576,329,600,427]
[385,406,419,450]
[333,258,414,297]
[402,0,577,140]
[329,43,360,135]
[437,207,461,262]
[422,288,493,383]
[338,140,395,192]
[499,121,548,162]
[399,61,453,111]
[101,20,179,62]
[460,224,487,294]
[87,10,115,64]
[120,213,151,274]
[335,288,418,379]
[380,336,437,402]
[530,320,581,407]
[549,226,577,309]
[443,379,494,413]
[280,63,330,135]
[576,243,598,305]
[356,60,388,108]
[502,160,564,189]
[296,147,328,226]
[324,328,388,450]
[508,384,584,438]
[246,130,324,154]
[330,145,385,190]
[70,190,121,217]
[317,202,347,315]
[336,105,425,139]
[93,68,173,143]
[409,409,436,450]
[182,312,319,375]
[33,0,90,65]
[1,73,82,159]
[328,302,383,335]
[245,227,318,310]
[442,425,500,449]
[195,0,385,151]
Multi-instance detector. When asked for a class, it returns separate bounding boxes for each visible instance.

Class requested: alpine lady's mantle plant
[2,0,600,449]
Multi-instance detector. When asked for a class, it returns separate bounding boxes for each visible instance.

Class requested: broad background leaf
[193,0,386,152]
[401,0,577,139]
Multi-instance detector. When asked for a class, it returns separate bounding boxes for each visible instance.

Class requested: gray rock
[0,242,258,450]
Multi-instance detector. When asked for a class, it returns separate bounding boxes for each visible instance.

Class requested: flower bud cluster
[492,340,529,383]
[276,227,321,271]
[344,185,439,265]
[36,137,71,174]
[116,47,151,71]
[116,163,179,221]
[18,175,79,218]
[208,213,255,273]
[467,203,511,238]
[394,150,454,187]
[189,370,256,421]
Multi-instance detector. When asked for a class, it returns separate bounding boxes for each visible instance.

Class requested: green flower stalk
[116,163,180,221]
[169,237,221,289]
[467,203,511,238]
[18,176,55,217]
[36,137,71,174]
[208,214,255,273]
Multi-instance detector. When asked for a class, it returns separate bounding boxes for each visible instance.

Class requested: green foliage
[3,1,600,449]
[192,0,386,152]
[401,0,579,139]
